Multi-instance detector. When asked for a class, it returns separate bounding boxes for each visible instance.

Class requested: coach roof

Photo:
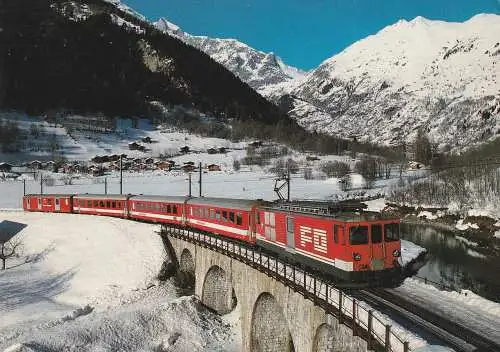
[186,197,267,210]
[130,195,188,203]
[74,194,130,200]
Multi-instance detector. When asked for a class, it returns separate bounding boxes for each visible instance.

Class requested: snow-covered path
[0,212,238,351]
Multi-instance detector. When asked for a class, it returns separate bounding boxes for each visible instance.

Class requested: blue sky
[122,0,500,70]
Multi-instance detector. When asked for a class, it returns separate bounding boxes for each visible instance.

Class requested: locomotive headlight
[353,253,362,261]
[393,249,401,258]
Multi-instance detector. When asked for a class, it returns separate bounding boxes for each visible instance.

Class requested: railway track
[351,288,500,352]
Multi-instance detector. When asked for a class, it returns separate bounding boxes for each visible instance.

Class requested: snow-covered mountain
[283,14,500,149]
[154,18,306,93]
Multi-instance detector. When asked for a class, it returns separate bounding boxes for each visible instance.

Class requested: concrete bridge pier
[163,231,367,352]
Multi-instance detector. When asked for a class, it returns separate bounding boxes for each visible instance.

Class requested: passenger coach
[73,194,129,218]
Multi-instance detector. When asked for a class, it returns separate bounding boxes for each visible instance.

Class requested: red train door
[55,197,61,212]
[370,224,385,270]
[37,197,42,211]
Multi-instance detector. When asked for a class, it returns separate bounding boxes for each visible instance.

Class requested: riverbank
[382,202,500,256]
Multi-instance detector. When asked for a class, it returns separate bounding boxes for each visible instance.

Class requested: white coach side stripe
[188,218,248,236]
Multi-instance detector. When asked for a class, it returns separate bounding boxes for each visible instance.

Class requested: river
[401,223,500,303]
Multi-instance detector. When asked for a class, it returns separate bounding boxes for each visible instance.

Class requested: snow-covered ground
[394,278,500,346]
[0,212,238,351]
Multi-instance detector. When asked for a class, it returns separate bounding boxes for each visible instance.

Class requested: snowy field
[0,212,239,351]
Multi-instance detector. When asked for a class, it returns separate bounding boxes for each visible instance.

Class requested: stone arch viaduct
[161,226,410,352]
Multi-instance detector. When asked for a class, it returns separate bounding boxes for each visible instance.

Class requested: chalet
[207,148,217,155]
[129,142,145,152]
[184,161,195,166]
[141,136,153,144]
[218,147,227,154]
[182,164,196,172]
[144,157,154,164]
[180,146,190,154]
[156,161,172,171]
[207,164,221,172]
[0,163,12,172]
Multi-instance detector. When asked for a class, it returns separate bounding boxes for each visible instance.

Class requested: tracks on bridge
[351,288,500,352]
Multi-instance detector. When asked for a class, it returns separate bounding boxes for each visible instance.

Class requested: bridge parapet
[161,226,410,352]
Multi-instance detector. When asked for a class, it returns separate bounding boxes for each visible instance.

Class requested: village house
[207,164,221,172]
[180,146,190,154]
[207,148,217,154]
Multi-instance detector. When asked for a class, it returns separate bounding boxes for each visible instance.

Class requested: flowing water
[401,223,500,302]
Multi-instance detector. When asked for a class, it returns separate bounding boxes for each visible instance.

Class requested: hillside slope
[1,0,287,125]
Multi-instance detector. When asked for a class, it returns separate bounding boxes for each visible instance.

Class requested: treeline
[389,137,500,212]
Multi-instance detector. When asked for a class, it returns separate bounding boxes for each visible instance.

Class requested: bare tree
[0,237,23,270]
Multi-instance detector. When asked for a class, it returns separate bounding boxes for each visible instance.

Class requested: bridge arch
[177,248,195,291]
[250,292,295,352]
[201,265,236,314]
[312,323,337,352]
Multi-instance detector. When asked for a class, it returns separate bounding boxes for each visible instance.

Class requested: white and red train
[23,193,402,285]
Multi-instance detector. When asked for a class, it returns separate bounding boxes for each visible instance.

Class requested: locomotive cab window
[384,223,400,242]
[371,225,382,244]
[349,226,368,245]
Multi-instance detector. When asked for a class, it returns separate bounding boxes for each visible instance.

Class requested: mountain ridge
[154,17,307,93]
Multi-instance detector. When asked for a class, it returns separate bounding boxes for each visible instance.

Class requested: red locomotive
[22,193,402,286]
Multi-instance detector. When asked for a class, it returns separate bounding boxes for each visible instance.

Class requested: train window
[112,201,116,208]
[371,225,382,244]
[229,212,235,223]
[106,201,111,208]
[384,224,400,242]
[350,226,369,245]
[204,208,209,218]
[87,200,92,207]
[99,201,104,207]
[167,204,171,213]
[256,212,261,225]
[222,211,228,222]
[286,216,294,233]
[333,224,340,244]
[173,205,177,214]
[210,209,215,220]
[47,199,52,205]
[216,210,221,222]
[94,200,98,207]
[55,198,59,206]
[236,213,242,226]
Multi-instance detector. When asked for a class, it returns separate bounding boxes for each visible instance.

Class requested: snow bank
[455,219,479,231]
[363,198,387,212]
[0,212,237,351]
[400,239,426,267]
